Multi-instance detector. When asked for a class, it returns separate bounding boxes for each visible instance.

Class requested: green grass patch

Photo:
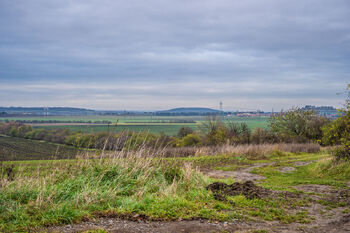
[312,158,350,181]
[253,155,349,190]
[34,124,198,136]
[2,148,349,231]
[227,195,311,223]
[0,156,235,232]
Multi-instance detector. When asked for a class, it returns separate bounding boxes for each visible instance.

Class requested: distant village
[232,105,338,119]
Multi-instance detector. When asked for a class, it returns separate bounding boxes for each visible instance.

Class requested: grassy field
[0,135,80,161]
[33,124,198,135]
[1,145,350,232]
[0,115,243,123]
[0,115,269,135]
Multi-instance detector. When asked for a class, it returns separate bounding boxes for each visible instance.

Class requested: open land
[1,144,350,232]
[0,115,268,135]
[0,135,80,161]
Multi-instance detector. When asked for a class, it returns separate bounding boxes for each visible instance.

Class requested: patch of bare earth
[279,166,296,173]
[294,161,314,167]
[204,163,272,181]
[47,218,331,233]
[294,184,332,194]
[280,160,315,173]
[292,184,350,232]
[46,219,242,233]
[205,170,265,181]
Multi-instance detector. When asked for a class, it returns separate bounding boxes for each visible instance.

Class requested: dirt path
[205,163,272,181]
[46,162,350,233]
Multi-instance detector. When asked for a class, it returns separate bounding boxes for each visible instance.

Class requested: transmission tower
[219,101,223,111]
[44,107,49,116]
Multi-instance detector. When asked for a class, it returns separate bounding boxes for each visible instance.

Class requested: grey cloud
[0,0,349,110]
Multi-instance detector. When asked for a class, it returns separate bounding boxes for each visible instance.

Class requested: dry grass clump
[0,147,215,232]
[162,143,320,158]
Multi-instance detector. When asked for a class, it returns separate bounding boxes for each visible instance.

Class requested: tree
[198,115,227,145]
[269,109,329,142]
[226,121,251,144]
[322,84,350,159]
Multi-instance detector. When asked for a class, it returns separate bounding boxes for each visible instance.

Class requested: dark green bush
[177,134,201,147]
[177,127,194,138]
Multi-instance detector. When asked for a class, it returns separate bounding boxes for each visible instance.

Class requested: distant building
[301,105,338,118]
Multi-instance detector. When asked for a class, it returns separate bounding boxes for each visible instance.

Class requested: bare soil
[279,166,296,173]
[205,170,265,181]
[294,184,332,194]
[206,180,273,200]
[294,161,314,167]
[204,163,272,181]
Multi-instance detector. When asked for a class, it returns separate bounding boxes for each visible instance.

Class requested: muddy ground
[47,162,350,233]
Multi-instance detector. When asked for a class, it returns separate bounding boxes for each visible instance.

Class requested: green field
[34,124,198,135]
[0,135,79,161]
[0,115,207,123]
[0,115,269,135]
[0,115,269,125]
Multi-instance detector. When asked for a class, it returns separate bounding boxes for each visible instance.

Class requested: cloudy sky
[0,0,349,111]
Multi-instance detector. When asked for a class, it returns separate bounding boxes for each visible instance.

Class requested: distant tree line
[0,120,112,124]
[126,120,196,123]
[0,121,172,150]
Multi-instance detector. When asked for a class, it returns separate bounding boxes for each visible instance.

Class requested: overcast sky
[0,0,349,111]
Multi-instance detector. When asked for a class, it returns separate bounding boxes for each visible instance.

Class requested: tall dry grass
[162,143,320,158]
[0,146,210,232]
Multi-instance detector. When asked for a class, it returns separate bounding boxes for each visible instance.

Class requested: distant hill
[163,107,220,113]
[156,107,221,115]
[0,107,95,116]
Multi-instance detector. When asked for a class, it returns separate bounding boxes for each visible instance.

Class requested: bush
[250,128,278,144]
[226,122,251,144]
[177,127,194,138]
[322,110,350,146]
[177,134,201,147]
[332,146,350,161]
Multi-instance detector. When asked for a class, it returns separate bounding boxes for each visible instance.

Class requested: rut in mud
[206,180,299,202]
[206,180,272,200]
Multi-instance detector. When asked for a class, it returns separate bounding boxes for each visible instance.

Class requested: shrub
[177,134,201,147]
[322,110,350,146]
[177,127,194,138]
[250,128,278,144]
[332,146,350,161]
